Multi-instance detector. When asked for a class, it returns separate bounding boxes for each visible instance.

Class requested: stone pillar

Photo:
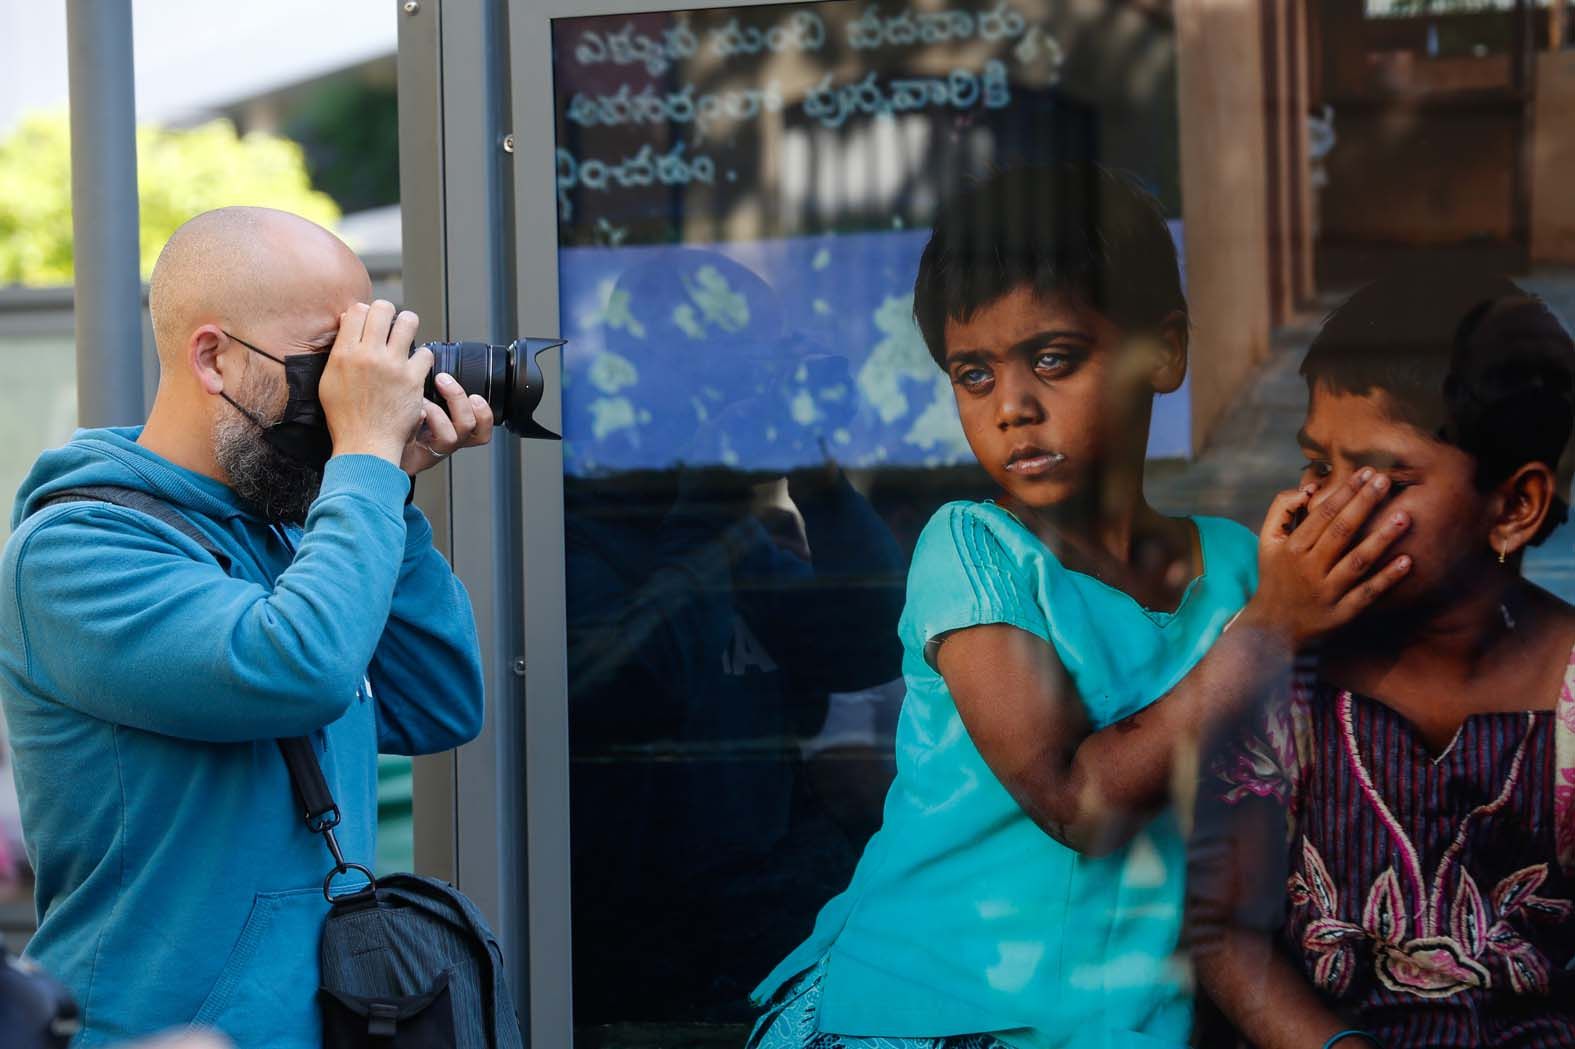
[1176,0,1272,453]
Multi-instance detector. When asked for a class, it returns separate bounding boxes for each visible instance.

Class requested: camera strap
[277,737,378,904]
[35,485,377,904]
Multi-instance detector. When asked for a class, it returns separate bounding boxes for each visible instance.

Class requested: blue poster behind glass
[559,225,1189,476]
[551,1,1190,478]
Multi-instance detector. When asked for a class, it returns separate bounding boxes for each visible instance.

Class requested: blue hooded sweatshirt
[0,427,485,1048]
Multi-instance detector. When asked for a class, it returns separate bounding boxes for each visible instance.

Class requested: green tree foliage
[0,111,341,287]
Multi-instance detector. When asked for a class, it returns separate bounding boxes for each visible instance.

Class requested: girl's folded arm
[939,616,1296,857]
[941,472,1413,856]
[1189,792,1352,1049]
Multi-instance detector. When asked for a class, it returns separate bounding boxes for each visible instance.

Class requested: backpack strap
[36,485,232,573]
[277,736,376,905]
[1556,645,1575,875]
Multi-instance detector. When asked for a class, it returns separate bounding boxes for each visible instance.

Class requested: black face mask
[219,330,334,469]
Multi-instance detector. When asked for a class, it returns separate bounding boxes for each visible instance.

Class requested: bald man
[0,207,489,1047]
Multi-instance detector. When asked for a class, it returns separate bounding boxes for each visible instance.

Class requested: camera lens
[417,339,563,440]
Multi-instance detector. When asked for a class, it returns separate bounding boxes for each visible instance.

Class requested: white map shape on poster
[855,293,970,461]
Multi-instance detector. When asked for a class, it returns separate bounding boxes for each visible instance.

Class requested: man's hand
[318,300,433,466]
[401,372,496,475]
[1238,467,1413,648]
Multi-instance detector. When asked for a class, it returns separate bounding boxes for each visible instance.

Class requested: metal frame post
[399,0,460,889]
[439,0,528,991]
[506,5,781,1045]
[66,0,145,427]
[505,8,572,1038]
[398,0,531,1019]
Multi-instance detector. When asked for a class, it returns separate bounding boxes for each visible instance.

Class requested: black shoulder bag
[39,487,524,1049]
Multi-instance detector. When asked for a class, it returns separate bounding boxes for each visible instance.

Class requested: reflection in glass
[549,0,1185,1039]
[539,0,1575,1044]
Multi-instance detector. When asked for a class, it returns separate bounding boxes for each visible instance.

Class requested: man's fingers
[434,374,476,442]
[389,309,421,355]
[334,303,370,352]
[406,346,435,385]
[362,299,397,355]
[467,395,495,446]
[422,398,459,449]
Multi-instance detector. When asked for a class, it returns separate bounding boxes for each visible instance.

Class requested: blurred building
[0,0,401,251]
[1174,0,1575,450]
[1317,0,1575,279]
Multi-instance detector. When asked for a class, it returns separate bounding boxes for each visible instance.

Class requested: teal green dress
[751,501,1259,1049]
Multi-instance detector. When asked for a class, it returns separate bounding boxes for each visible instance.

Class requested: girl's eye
[955,367,992,390]
[1303,461,1332,480]
[1034,352,1071,374]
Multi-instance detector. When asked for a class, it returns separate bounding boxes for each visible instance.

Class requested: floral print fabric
[1215,650,1575,1047]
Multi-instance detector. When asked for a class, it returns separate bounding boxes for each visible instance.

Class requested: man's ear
[1491,462,1558,558]
[190,326,229,396]
[1151,310,1189,396]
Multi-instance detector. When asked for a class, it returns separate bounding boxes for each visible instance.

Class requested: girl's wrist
[1322,1030,1381,1049]
[1236,598,1303,650]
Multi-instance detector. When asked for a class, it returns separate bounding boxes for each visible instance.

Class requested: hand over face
[1244,467,1413,647]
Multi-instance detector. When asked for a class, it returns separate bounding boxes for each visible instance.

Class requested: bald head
[148,207,369,368]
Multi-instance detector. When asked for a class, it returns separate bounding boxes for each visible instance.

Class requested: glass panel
[548,2,1185,1041]
[543,0,1575,1045]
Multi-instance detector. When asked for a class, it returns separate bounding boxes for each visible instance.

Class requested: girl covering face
[1192,273,1575,1049]
[747,165,1412,1049]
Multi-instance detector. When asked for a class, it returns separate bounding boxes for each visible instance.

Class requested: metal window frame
[65,0,147,428]
[396,0,528,1009]
[401,1,790,1044]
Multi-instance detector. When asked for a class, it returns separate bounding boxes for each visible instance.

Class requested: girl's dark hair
[1300,268,1575,545]
[912,163,1187,367]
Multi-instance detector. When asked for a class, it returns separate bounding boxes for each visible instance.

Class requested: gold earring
[1498,541,1507,565]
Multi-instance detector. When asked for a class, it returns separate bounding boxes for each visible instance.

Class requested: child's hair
[1301,267,1575,544]
[912,163,1187,367]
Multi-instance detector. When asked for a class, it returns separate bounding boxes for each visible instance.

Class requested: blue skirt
[748,957,1012,1049]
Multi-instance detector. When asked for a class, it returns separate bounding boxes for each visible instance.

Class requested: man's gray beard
[213,411,324,526]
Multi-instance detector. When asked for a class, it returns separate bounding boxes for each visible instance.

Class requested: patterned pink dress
[1211,648,1575,1048]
